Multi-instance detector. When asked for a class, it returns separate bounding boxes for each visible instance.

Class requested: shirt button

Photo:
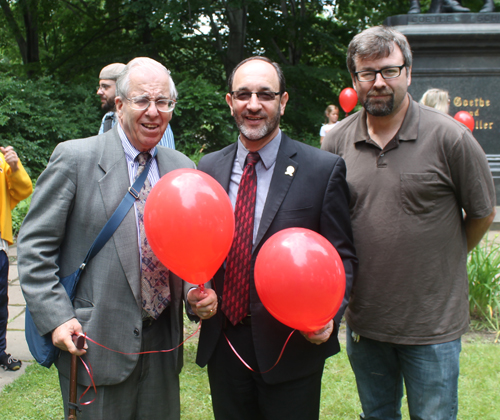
[380,153,385,157]
[134,328,140,337]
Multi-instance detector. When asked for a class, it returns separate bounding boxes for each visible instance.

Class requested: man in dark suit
[187,56,357,420]
[19,57,216,419]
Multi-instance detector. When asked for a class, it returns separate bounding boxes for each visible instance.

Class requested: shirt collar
[236,130,282,170]
[117,123,157,161]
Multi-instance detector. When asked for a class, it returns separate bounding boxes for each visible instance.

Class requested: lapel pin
[285,166,295,177]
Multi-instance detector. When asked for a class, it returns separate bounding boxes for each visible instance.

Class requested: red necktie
[222,152,261,325]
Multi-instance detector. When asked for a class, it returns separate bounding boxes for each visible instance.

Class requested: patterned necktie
[135,152,171,319]
[222,152,261,325]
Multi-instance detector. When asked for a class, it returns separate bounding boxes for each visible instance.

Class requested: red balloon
[454,111,474,132]
[339,87,358,114]
[254,228,346,332]
[144,169,235,285]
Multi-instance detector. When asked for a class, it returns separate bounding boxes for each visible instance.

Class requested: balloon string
[74,321,202,406]
[77,321,200,355]
[78,356,96,406]
[224,329,296,374]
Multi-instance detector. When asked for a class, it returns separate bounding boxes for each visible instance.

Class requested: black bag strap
[79,150,156,270]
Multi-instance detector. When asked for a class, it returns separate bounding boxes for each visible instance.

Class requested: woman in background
[320,104,340,144]
[420,88,450,114]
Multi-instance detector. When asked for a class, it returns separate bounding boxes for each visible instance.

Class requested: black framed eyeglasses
[127,97,176,113]
[231,91,281,102]
[354,64,406,82]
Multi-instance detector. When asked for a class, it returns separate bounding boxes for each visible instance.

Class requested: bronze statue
[409,0,494,14]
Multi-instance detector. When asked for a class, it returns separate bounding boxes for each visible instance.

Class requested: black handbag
[25,156,153,367]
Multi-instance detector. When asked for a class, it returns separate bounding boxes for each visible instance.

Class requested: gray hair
[347,26,413,75]
[420,88,449,113]
[116,57,178,100]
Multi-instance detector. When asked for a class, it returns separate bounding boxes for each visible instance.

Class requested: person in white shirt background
[320,104,340,144]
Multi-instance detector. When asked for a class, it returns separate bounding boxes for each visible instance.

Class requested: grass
[467,234,500,341]
[0,333,498,419]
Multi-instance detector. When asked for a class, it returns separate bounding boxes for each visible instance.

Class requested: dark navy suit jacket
[196,134,357,384]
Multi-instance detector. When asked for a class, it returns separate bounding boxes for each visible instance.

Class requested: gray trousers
[59,312,180,420]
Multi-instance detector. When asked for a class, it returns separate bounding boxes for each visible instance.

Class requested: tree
[0,0,40,76]
[0,0,413,175]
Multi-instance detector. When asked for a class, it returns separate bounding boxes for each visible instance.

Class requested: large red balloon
[454,111,474,132]
[339,87,358,114]
[254,228,346,332]
[144,169,234,285]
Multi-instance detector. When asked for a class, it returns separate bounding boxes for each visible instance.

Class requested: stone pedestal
[385,13,500,204]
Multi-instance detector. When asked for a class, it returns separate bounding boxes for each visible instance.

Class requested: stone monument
[385,7,500,204]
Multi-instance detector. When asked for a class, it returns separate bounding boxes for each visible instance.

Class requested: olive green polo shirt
[322,96,495,345]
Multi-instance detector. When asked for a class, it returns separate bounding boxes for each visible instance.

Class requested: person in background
[322,25,496,420]
[320,104,340,144]
[97,63,125,134]
[0,146,32,371]
[97,62,176,149]
[420,88,450,114]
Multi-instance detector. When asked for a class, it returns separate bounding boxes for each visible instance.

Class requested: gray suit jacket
[18,127,195,386]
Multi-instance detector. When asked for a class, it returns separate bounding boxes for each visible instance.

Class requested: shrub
[0,75,100,179]
[12,194,32,238]
[467,235,500,341]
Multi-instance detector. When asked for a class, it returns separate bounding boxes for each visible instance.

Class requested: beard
[234,106,281,142]
[363,88,395,117]
[101,96,116,113]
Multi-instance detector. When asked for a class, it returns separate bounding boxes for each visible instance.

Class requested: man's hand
[187,287,218,320]
[0,146,19,172]
[52,318,87,356]
[300,320,334,345]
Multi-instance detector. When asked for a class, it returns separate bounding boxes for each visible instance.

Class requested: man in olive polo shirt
[322,26,496,420]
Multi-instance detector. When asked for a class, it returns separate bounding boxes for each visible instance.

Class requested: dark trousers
[0,250,8,355]
[207,321,324,420]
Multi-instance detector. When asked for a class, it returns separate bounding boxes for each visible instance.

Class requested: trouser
[0,250,9,356]
[346,324,461,420]
[59,309,180,420]
[207,320,324,420]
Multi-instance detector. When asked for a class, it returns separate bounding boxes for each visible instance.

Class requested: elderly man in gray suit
[18,57,217,419]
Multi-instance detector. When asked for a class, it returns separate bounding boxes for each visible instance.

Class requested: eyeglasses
[354,64,406,82]
[231,91,281,102]
[127,97,176,113]
[97,84,112,92]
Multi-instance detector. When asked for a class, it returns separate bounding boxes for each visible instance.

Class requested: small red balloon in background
[144,169,235,285]
[254,228,346,332]
[339,87,358,115]
[454,111,474,132]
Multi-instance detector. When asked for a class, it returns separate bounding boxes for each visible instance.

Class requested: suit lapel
[208,143,237,192]
[97,128,142,306]
[254,135,298,250]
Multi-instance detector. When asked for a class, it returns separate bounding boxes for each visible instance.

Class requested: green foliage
[0,75,100,178]
[467,235,500,340]
[11,194,32,238]
[0,0,413,170]
[174,73,236,160]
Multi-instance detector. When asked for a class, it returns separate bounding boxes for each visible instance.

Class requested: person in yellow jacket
[0,146,32,371]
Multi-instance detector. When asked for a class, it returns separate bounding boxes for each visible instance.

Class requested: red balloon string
[224,329,296,374]
[78,356,96,406]
[74,322,202,406]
